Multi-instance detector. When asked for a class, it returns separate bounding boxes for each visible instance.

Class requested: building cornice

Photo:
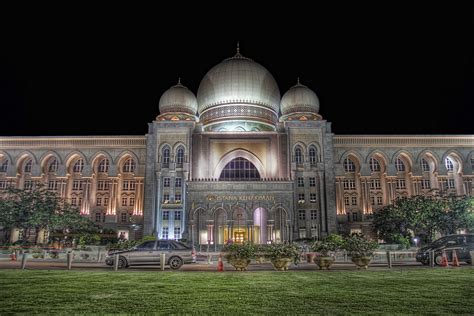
[0,136,146,149]
[333,135,474,147]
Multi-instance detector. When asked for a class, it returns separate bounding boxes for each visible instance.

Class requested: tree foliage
[372,194,473,244]
[0,185,95,244]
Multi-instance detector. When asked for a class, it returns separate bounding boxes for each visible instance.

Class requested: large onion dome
[196,47,280,131]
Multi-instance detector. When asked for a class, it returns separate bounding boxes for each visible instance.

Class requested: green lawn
[0,269,472,314]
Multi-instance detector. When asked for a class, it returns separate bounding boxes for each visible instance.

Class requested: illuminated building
[1,48,473,244]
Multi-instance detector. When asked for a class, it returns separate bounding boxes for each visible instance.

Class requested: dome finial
[297,77,300,85]
[237,41,240,54]
[178,77,181,85]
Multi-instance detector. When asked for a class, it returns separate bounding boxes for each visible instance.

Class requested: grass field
[0,269,472,314]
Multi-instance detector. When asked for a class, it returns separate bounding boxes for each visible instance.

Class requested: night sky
[1,5,473,136]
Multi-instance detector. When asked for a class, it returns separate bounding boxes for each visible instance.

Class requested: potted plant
[49,250,59,259]
[254,244,267,264]
[311,234,344,270]
[31,246,44,259]
[222,242,255,271]
[343,234,379,269]
[264,242,301,271]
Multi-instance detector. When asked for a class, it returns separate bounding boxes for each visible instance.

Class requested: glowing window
[162,147,170,165]
[445,158,454,172]
[309,146,317,164]
[421,158,430,172]
[98,159,109,173]
[176,147,185,164]
[369,158,381,172]
[344,158,356,172]
[73,159,84,173]
[0,159,7,172]
[48,159,58,173]
[295,147,303,164]
[24,159,32,173]
[123,159,135,173]
[395,158,405,172]
[219,157,260,181]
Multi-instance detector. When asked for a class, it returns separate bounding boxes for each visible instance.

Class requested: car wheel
[434,255,443,265]
[421,260,430,266]
[118,256,128,269]
[168,256,183,270]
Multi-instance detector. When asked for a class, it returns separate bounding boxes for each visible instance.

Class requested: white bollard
[160,253,165,271]
[21,253,28,269]
[386,251,392,269]
[114,254,119,271]
[430,250,435,268]
[67,252,73,270]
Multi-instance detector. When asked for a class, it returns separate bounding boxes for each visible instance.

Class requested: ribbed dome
[196,51,280,130]
[159,80,197,116]
[280,80,320,115]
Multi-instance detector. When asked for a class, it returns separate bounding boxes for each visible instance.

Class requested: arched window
[471,157,474,171]
[219,157,260,181]
[309,146,317,164]
[176,147,185,164]
[445,158,454,172]
[421,158,430,172]
[295,147,303,164]
[0,159,8,172]
[73,159,84,173]
[98,158,109,173]
[48,159,58,173]
[162,146,170,166]
[123,158,136,173]
[344,158,356,172]
[395,158,405,172]
[369,157,381,172]
[24,159,32,173]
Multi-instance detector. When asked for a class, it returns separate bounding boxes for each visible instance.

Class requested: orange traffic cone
[10,252,16,261]
[452,249,460,267]
[191,246,196,258]
[217,253,224,272]
[440,250,449,267]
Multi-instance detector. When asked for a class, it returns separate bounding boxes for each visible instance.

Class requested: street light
[413,237,419,248]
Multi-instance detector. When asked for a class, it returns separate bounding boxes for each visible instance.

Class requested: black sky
[1,4,473,136]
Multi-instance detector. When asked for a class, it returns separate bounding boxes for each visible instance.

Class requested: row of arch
[0,150,142,176]
[340,150,474,175]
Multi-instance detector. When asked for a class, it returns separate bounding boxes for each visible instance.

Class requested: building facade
[1,49,473,245]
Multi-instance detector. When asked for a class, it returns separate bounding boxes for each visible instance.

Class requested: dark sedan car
[105,240,196,269]
[416,234,474,265]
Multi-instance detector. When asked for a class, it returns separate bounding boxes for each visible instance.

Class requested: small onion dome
[158,79,197,116]
[280,79,320,116]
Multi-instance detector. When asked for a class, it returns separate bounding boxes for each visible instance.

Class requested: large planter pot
[351,256,372,269]
[306,253,316,263]
[228,258,251,271]
[314,256,335,270]
[271,258,292,271]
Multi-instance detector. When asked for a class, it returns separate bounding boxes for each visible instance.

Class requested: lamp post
[414,237,419,248]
